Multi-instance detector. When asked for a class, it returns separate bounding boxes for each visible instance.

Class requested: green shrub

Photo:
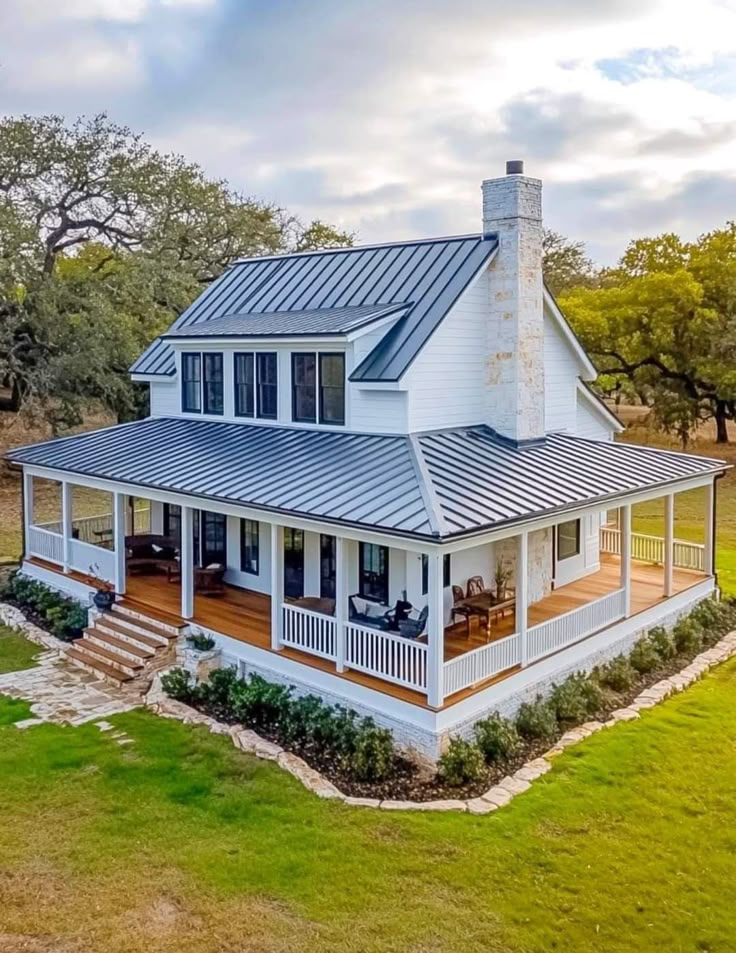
[347,723,395,781]
[1,572,87,642]
[629,637,660,675]
[161,667,194,702]
[187,632,216,651]
[648,626,677,661]
[438,738,485,787]
[474,713,521,764]
[672,617,703,656]
[690,599,736,647]
[549,673,603,727]
[196,666,238,718]
[596,655,636,693]
[515,696,558,742]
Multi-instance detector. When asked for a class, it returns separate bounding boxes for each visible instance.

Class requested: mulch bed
[186,642,713,802]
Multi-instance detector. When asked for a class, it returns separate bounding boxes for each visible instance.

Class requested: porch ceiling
[7,418,727,542]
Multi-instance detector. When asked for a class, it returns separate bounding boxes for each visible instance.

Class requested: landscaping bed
[0,570,87,642]
[162,596,736,802]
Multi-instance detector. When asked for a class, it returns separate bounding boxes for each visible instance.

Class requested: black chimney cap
[506,159,524,175]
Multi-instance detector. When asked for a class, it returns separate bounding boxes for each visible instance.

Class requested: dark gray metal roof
[417,428,726,536]
[131,234,497,381]
[7,419,725,541]
[162,303,410,339]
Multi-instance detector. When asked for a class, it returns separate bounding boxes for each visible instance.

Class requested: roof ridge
[233,233,489,265]
[406,433,448,539]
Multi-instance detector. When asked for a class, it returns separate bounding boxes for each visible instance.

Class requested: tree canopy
[542,229,598,296]
[0,114,353,429]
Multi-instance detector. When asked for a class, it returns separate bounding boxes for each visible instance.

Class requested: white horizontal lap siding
[576,394,615,442]
[149,380,180,418]
[405,271,489,432]
[544,309,579,434]
[349,329,408,433]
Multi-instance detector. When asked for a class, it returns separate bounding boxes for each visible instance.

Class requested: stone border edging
[0,602,69,653]
[143,630,736,814]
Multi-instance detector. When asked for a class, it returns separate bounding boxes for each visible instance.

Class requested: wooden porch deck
[29,555,707,710]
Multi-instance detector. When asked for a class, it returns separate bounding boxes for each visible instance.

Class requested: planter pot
[92,590,115,611]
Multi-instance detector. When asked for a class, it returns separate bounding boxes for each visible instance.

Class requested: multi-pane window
[421,553,452,595]
[240,518,259,574]
[234,353,255,417]
[181,354,201,413]
[284,527,304,599]
[320,534,336,599]
[319,353,345,425]
[233,352,277,420]
[557,519,581,560]
[291,351,345,426]
[203,353,224,415]
[257,353,278,419]
[292,353,317,423]
[181,352,223,415]
[359,542,389,604]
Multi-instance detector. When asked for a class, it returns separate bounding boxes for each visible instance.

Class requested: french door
[162,504,226,567]
[284,528,304,599]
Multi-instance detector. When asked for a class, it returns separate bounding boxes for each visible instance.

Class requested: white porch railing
[68,538,116,584]
[600,526,705,572]
[528,587,627,664]
[27,526,64,565]
[345,622,428,693]
[38,507,151,547]
[443,631,522,698]
[281,604,337,661]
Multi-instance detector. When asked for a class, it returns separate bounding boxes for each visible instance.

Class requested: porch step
[65,647,134,684]
[93,617,165,652]
[84,628,155,663]
[113,600,184,637]
[70,638,144,678]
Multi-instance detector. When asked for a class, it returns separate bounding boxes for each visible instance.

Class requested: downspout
[713,472,724,593]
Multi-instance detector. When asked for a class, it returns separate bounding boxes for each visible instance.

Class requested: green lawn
[0,625,40,674]
[1,660,736,952]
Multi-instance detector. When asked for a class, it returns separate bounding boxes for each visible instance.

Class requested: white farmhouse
[8,162,726,757]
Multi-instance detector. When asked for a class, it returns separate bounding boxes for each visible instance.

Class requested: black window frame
[557,518,581,561]
[163,503,181,545]
[240,518,259,575]
[320,534,336,599]
[318,352,345,426]
[181,353,202,413]
[284,527,305,599]
[234,352,255,418]
[421,553,451,596]
[291,352,317,424]
[256,352,278,420]
[359,542,389,604]
[202,352,224,416]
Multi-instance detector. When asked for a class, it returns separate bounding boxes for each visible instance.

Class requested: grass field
[1,658,735,952]
[0,625,39,674]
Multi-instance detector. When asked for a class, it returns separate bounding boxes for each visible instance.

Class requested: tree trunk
[715,401,729,444]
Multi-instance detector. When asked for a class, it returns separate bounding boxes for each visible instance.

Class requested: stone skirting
[145,628,736,813]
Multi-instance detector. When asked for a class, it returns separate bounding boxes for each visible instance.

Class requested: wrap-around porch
[22,470,714,710]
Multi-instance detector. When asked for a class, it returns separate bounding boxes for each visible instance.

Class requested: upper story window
[291,351,345,426]
[181,352,223,415]
[233,352,278,420]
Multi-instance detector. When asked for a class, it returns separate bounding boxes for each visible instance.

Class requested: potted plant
[493,558,512,602]
[89,565,116,611]
[179,627,222,682]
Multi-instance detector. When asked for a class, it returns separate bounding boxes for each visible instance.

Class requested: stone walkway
[0,651,141,728]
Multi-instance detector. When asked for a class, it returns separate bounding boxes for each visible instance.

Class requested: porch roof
[7,418,726,541]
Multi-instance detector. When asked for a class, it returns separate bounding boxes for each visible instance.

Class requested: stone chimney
[482,160,545,444]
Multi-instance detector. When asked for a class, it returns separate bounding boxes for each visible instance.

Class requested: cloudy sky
[1,0,736,263]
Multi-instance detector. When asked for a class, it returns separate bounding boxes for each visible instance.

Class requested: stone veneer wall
[494,527,552,604]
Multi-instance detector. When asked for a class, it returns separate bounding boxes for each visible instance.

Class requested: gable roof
[576,380,625,433]
[131,234,497,382]
[8,418,725,541]
[163,303,410,339]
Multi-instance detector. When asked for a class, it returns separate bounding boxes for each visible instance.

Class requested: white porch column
[517,530,529,666]
[113,491,127,595]
[704,480,715,576]
[664,493,674,597]
[426,551,445,709]
[620,503,632,618]
[22,471,34,556]
[180,505,195,620]
[335,535,347,673]
[61,481,73,573]
[270,523,284,650]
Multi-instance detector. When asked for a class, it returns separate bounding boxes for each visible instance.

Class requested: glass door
[284,528,304,599]
[320,534,336,599]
